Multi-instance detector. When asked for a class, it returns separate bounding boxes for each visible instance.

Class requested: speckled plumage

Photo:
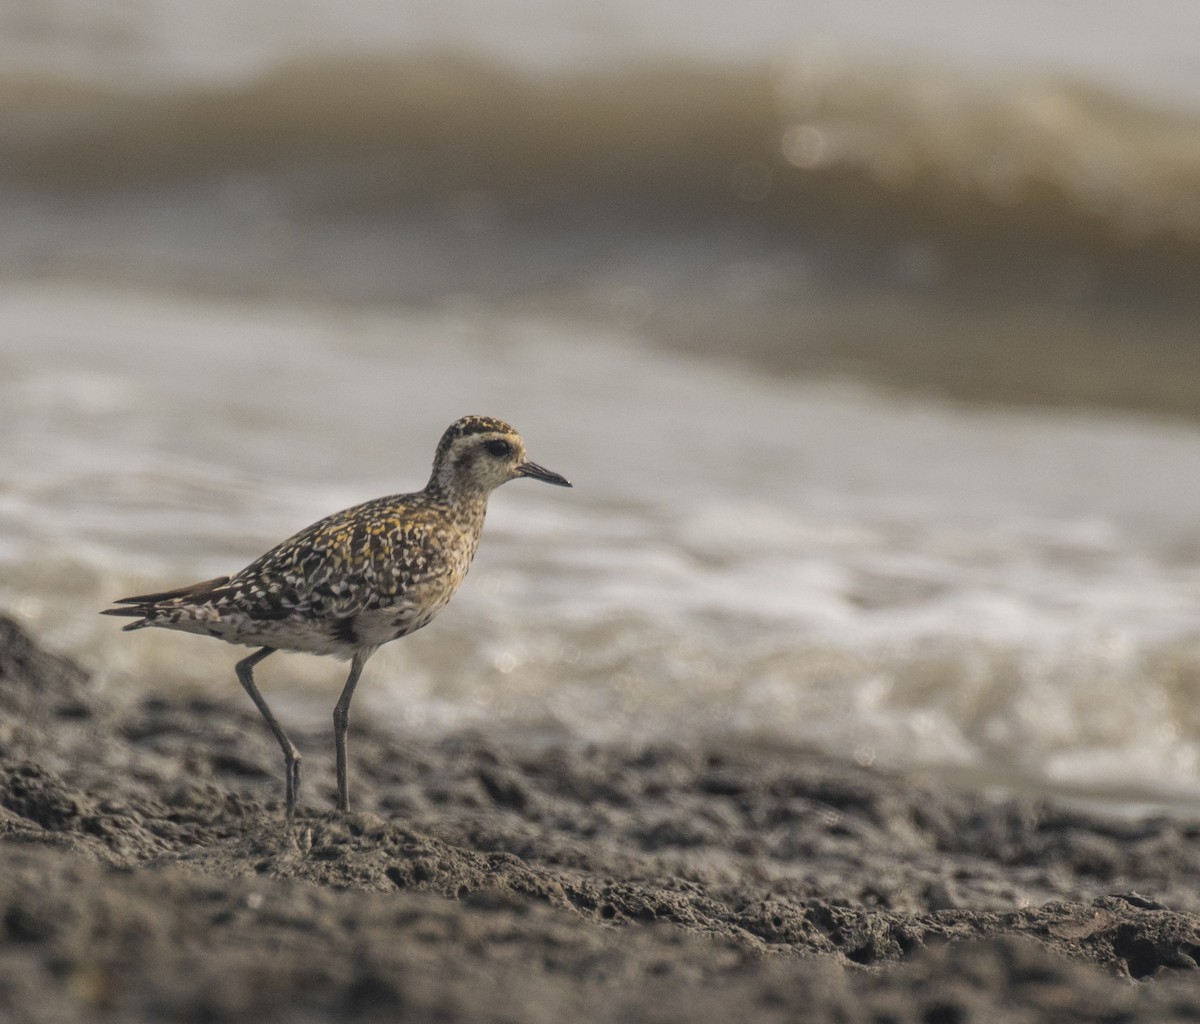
[103,415,571,818]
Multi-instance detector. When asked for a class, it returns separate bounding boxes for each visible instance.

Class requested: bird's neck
[423,478,490,528]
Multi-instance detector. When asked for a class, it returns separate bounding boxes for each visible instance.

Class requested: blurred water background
[4,1,1200,807]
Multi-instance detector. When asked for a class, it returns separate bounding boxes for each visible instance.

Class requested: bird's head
[429,415,572,499]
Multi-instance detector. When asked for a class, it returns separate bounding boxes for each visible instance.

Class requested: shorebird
[103,415,571,818]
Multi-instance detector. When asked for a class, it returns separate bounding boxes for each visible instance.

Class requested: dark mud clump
[2,612,1200,1022]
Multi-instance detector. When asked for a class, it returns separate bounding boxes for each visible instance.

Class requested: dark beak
[516,461,572,487]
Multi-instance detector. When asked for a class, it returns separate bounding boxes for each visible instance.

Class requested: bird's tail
[100,575,232,631]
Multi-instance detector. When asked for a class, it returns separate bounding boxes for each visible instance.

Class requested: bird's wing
[227,502,455,621]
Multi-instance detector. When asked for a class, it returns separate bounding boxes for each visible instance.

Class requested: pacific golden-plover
[103,415,571,818]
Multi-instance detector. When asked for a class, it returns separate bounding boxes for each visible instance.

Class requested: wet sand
[2,612,1199,1022]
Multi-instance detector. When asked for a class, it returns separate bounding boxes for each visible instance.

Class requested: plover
[103,415,571,818]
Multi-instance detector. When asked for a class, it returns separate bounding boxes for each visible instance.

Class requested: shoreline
[2,612,1199,1021]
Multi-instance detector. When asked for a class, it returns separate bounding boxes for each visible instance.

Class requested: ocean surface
[3,1,1200,808]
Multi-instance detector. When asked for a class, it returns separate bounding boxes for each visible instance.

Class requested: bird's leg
[333,647,373,813]
[234,647,302,819]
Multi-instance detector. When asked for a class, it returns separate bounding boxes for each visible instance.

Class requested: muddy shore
[2,613,1199,1022]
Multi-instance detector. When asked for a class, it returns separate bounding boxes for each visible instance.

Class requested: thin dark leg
[333,647,373,813]
[234,647,302,819]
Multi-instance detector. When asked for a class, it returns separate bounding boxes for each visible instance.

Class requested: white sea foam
[4,282,1200,805]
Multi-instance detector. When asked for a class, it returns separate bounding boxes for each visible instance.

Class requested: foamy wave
[2,52,1199,298]
[774,47,1200,238]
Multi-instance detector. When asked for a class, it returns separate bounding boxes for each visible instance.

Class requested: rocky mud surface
[2,613,1200,1022]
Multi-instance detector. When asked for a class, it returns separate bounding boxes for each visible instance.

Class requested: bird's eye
[484,439,512,458]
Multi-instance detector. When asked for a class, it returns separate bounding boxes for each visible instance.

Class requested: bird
[102,415,571,819]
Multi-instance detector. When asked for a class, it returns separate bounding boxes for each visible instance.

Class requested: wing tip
[100,606,152,630]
